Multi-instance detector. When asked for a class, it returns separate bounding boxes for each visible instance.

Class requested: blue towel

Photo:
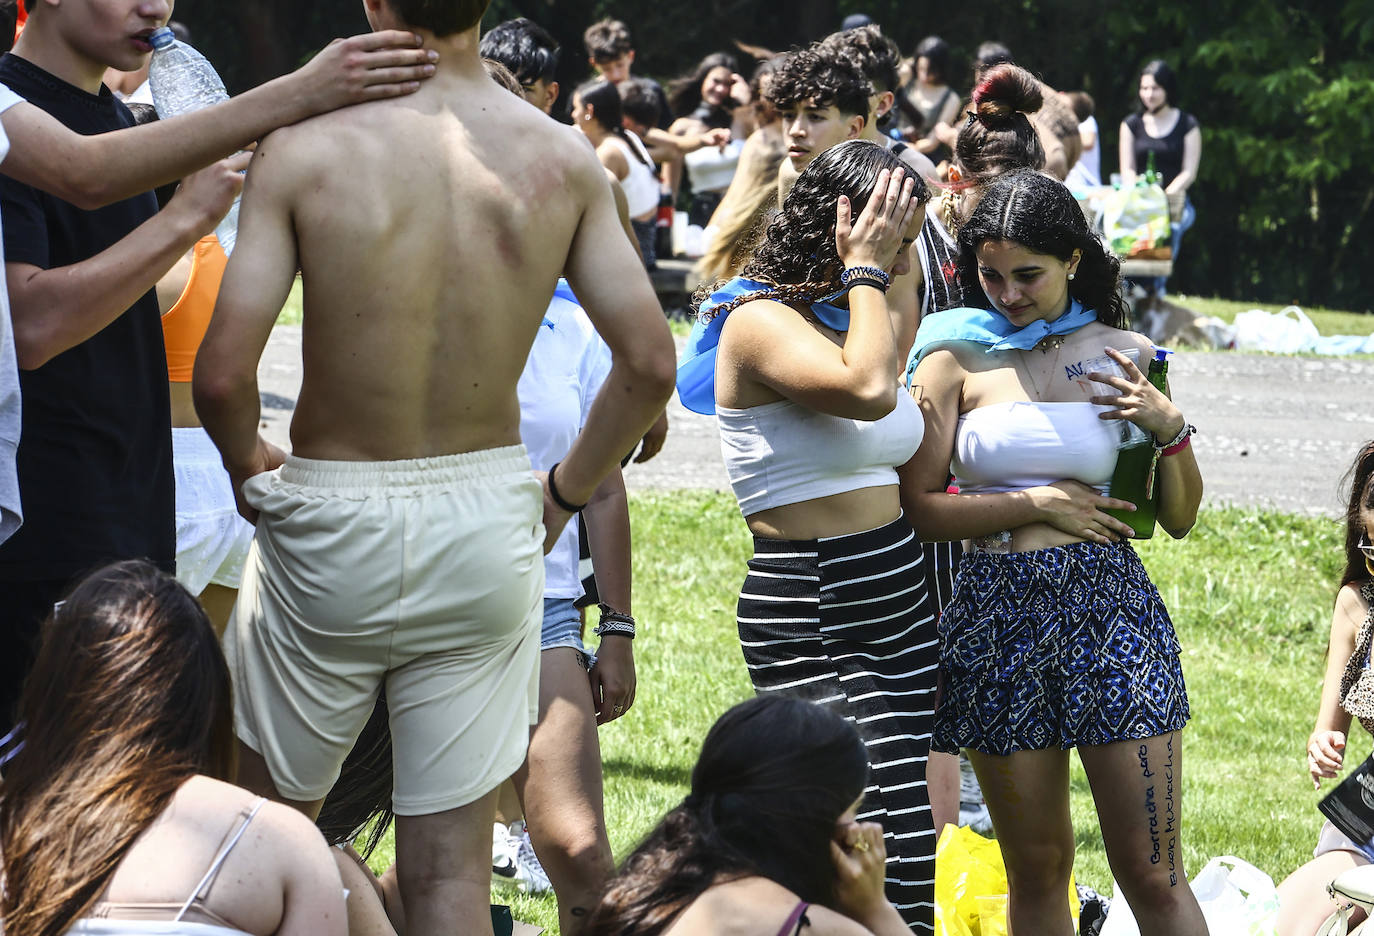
[676,276,850,415]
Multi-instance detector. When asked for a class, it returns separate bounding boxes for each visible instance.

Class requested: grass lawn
[1173,294,1373,338]
[355,493,1349,933]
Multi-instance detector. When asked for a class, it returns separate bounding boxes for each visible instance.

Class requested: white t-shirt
[517,284,613,598]
[1066,115,1101,190]
[0,83,24,544]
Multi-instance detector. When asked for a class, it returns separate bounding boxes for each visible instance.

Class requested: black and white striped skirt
[736,516,939,932]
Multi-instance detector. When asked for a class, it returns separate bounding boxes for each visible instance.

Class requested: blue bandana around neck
[903,300,1098,385]
[676,276,850,415]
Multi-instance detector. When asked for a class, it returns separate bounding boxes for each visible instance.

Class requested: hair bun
[972,63,1043,125]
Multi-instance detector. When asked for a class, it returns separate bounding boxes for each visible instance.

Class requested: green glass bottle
[1144,150,1159,186]
[1106,348,1172,539]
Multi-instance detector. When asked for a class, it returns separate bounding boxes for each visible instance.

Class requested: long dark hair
[0,560,235,936]
[315,693,395,861]
[957,169,1128,327]
[668,52,738,123]
[1137,59,1179,112]
[1340,442,1374,589]
[582,695,870,936]
[578,79,650,166]
[696,139,928,319]
[953,62,1045,190]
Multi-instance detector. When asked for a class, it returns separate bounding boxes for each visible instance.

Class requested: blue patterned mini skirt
[932,540,1189,756]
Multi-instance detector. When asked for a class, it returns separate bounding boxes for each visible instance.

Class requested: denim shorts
[542,597,595,670]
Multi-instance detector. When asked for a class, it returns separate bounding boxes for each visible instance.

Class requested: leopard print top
[1338,581,1374,735]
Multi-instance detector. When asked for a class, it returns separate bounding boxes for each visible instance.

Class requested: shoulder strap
[776,900,811,936]
[174,798,268,921]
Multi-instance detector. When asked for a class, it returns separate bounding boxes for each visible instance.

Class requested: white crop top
[952,401,1119,494]
[605,132,660,219]
[718,389,924,516]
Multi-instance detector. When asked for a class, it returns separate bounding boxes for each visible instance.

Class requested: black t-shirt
[0,53,174,579]
[1125,110,1198,189]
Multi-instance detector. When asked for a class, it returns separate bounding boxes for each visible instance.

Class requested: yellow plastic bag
[934,825,1078,935]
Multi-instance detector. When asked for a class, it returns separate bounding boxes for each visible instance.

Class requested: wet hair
[618,77,662,128]
[581,696,870,936]
[584,18,632,63]
[696,139,927,319]
[914,35,951,85]
[956,170,1127,327]
[1340,442,1374,588]
[577,79,650,165]
[765,45,872,122]
[483,57,524,96]
[1064,90,1095,122]
[479,17,560,87]
[668,52,738,121]
[1138,59,1179,110]
[821,24,901,96]
[0,561,235,936]
[953,62,1045,190]
[383,0,489,37]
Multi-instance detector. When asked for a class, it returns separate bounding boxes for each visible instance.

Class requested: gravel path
[257,328,1374,517]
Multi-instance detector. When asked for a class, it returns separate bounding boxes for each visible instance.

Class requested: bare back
[249,66,608,460]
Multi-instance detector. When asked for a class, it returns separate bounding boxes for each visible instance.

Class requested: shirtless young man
[192,2,675,935]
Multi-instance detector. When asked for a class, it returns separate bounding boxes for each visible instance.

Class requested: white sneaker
[491,822,521,887]
[958,753,994,835]
[492,820,552,895]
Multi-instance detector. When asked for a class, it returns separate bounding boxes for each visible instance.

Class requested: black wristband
[547,462,587,513]
[845,276,890,294]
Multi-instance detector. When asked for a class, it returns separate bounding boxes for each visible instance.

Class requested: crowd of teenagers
[0,1,1352,936]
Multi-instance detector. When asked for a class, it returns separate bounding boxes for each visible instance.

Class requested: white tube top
[952,401,1119,494]
[718,389,924,516]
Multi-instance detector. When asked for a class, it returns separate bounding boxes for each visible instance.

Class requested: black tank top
[1124,110,1198,188]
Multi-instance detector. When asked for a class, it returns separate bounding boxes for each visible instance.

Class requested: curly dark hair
[820,24,901,95]
[695,139,928,319]
[956,170,1128,327]
[764,44,872,122]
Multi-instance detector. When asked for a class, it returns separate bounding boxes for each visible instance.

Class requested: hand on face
[835,167,920,270]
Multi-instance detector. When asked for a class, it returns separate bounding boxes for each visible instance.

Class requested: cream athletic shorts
[224,445,545,815]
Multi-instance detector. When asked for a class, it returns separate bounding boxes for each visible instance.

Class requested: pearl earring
[1068,272,1075,280]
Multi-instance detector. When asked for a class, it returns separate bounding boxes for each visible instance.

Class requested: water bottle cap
[1152,346,1173,361]
[149,26,176,50]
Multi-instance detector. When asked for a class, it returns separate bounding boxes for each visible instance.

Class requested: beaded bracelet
[1155,422,1196,457]
[547,462,588,513]
[840,265,891,290]
[594,604,637,640]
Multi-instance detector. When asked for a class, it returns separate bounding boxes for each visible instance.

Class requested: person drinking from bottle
[1276,442,1374,936]
[901,169,1204,935]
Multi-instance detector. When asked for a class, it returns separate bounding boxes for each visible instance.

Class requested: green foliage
[178,1,1374,310]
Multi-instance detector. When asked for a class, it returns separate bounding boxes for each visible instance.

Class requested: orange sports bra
[162,235,228,383]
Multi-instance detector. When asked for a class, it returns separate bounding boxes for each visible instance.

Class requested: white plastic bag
[1230,305,1320,353]
[1099,855,1278,936]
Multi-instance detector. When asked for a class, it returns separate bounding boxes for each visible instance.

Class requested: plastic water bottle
[147,26,239,255]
